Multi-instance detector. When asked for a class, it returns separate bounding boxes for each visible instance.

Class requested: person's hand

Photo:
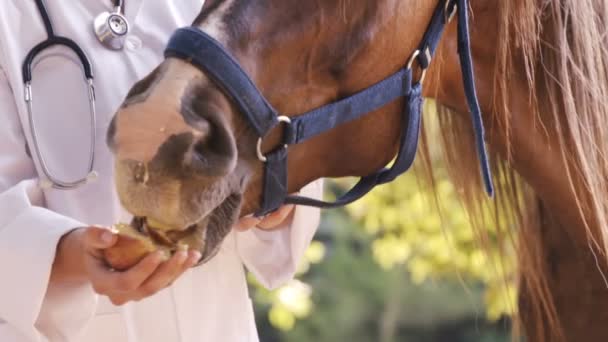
[235,203,296,231]
[51,226,200,305]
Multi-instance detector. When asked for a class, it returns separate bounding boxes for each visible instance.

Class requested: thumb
[83,226,117,250]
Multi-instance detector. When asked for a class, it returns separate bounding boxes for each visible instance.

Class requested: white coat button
[125,35,142,51]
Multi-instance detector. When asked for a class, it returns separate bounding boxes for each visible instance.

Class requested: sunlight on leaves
[269,306,296,331]
[277,280,313,318]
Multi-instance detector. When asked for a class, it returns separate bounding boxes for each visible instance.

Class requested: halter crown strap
[165,27,278,137]
[163,0,493,216]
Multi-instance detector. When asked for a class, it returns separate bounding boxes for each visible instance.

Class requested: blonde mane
[422,0,608,340]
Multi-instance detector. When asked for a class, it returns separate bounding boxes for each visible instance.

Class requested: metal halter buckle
[407,47,432,85]
[256,116,292,162]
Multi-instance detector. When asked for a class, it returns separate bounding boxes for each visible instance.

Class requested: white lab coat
[0,1,322,341]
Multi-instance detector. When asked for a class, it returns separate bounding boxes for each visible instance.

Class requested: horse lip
[126,192,241,265]
[130,216,147,233]
[130,215,196,237]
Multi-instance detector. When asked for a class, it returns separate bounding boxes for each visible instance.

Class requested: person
[0,1,322,341]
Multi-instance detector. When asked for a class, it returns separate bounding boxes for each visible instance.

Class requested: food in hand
[103,219,201,271]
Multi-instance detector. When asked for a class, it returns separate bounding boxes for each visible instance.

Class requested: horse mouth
[128,192,242,264]
[129,217,198,248]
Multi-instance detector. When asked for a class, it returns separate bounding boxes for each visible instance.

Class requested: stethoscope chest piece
[93,6,129,50]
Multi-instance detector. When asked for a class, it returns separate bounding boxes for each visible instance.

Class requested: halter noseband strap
[164,0,493,216]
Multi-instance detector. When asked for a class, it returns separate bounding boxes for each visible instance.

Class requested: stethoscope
[23,0,130,190]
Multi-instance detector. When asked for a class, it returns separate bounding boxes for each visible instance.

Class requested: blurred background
[248,113,516,342]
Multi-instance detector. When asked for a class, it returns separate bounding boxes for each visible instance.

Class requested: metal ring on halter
[256,116,292,162]
[445,1,458,23]
[24,79,98,190]
[406,48,431,84]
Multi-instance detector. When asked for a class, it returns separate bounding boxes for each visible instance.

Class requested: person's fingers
[135,250,189,298]
[85,256,121,296]
[164,250,202,287]
[183,250,202,270]
[89,249,202,305]
[257,204,295,230]
[82,226,117,251]
[235,204,296,231]
[234,215,262,231]
[107,294,131,306]
[163,250,201,287]
[131,249,201,302]
[236,192,300,231]
[88,251,164,296]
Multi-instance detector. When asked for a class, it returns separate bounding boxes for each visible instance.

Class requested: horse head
[106,0,444,261]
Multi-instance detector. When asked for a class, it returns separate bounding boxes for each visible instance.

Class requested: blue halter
[164,0,494,216]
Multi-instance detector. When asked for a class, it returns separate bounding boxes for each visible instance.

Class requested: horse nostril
[192,141,209,169]
[188,137,235,177]
[180,82,237,177]
[187,123,237,177]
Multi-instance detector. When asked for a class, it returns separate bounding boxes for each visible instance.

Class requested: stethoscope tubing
[22,0,99,190]
[23,36,94,82]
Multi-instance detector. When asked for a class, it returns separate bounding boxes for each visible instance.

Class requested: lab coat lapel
[170,270,196,342]
[126,288,181,341]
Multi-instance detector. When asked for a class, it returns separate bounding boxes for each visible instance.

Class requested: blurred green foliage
[347,174,517,322]
[250,207,513,341]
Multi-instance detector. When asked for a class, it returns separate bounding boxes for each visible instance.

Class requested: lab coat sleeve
[0,66,97,341]
[235,180,323,289]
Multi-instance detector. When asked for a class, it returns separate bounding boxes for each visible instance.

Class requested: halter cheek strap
[164,0,493,216]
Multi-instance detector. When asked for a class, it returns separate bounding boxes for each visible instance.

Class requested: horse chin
[118,192,243,267]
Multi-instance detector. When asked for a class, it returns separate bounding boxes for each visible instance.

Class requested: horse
[106,0,608,340]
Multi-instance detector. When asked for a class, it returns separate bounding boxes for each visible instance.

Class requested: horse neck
[517,196,608,341]
[512,62,608,340]
[425,0,599,242]
[426,1,608,340]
